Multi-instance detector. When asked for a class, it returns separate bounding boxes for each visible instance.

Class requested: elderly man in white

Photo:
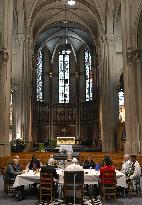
[64,158,83,171]
[121,154,132,174]
[129,155,141,180]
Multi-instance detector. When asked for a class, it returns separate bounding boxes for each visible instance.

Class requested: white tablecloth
[13,169,127,188]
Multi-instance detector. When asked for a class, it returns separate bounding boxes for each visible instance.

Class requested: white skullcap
[72,158,78,164]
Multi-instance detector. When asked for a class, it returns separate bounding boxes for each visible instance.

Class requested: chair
[64,171,84,204]
[127,177,141,196]
[3,170,15,196]
[40,171,54,202]
[101,170,116,201]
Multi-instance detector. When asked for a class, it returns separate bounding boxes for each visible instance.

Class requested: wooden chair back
[64,171,84,204]
[3,168,15,196]
[40,171,53,202]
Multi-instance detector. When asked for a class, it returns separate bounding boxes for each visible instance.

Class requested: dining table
[13,168,127,188]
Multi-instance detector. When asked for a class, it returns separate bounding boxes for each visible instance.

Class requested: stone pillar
[135,50,142,154]
[15,33,32,141]
[121,0,140,154]
[0,0,13,156]
[124,48,142,154]
[136,50,142,154]
[123,48,139,154]
[100,34,119,152]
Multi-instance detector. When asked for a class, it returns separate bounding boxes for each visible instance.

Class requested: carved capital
[25,34,33,46]
[127,47,136,64]
[16,34,26,44]
[16,34,33,47]
[0,47,9,64]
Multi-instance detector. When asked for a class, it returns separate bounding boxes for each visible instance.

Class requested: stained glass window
[37,49,43,101]
[59,50,70,103]
[85,48,92,101]
[119,90,124,105]
[119,90,125,122]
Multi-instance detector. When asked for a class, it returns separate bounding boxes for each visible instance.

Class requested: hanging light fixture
[68,0,76,6]
[64,2,71,54]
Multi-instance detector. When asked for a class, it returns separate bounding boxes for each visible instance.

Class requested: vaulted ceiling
[25,0,106,52]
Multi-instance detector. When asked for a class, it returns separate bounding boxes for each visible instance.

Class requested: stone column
[15,33,32,141]
[100,34,119,152]
[0,47,10,156]
[121,0,140,154]
[123,48,139,154]
[135,50,142,154]
[0,0,13,156]
[24,34,33,142]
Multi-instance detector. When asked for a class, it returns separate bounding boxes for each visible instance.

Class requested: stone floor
[0,175,142,205]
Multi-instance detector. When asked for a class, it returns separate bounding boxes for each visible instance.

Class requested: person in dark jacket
[83,156,96,169]
[5,159,22,183]
[26,155,42,171]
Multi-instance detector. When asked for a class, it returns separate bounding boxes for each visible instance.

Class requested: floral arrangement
[11,139,26,152]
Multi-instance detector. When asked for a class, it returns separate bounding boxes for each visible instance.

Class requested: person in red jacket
[99,156,115,184]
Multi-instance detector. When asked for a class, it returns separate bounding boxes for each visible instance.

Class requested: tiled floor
[0,175,142,205]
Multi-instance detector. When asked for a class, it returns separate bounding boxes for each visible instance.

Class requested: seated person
[100,153,113,167]
[99,156,116,184]
[64,153,73,168]
[47,154,59,168]
[64,158,83,171]
[83,156,96,169]
[26,155,42,171]
[41,158,59,199]
[14,155,22,172]
[128,155,141,181]
[5,159,22,183]
[121,154,132,174]
[41,158,59,180]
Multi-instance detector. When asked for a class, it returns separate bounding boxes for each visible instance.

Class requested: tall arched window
[59,50,70,103]
[37,49,43,101]
[84,48,93,101]
[119,89,125,122]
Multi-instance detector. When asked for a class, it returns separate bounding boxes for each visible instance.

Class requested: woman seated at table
[83,156,96,169]
[26,155,43,171]
[99,156,115,183]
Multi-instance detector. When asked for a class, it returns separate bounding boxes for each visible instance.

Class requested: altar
[56,137,75,154]
[57,137,75,145]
